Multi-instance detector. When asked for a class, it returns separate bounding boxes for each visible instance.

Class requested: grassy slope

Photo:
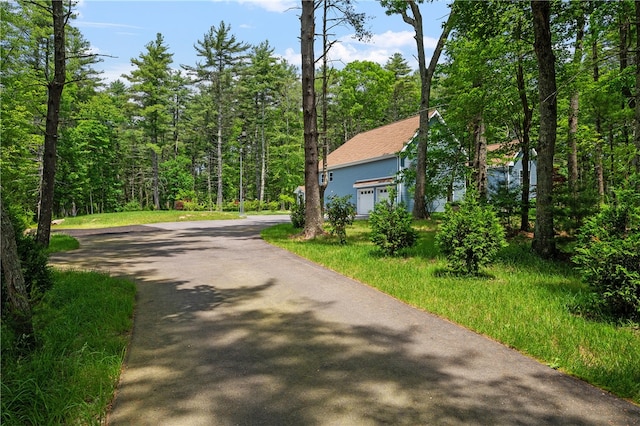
[262,221,640,404]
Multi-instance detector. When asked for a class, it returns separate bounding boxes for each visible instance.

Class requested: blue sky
[73,0,452,83]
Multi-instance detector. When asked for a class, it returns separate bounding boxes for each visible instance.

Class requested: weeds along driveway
[50,216,640,426]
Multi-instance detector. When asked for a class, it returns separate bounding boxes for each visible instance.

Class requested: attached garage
[356,188,375,215]
[354,177,394,215]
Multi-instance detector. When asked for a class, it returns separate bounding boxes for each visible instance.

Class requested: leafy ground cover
[1,270,136,425]
[262,220,640,404]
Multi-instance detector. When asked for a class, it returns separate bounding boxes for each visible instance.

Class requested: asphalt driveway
[49,216,640,425]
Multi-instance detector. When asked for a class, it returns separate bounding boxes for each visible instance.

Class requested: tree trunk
[216,104,224,211]
[401,0,452,219]
[592,38,605,203]
[619,4,634,108]
[531,0,557,258]
[258,98,266,205]
[301,0,324,238]
[516,58,533,232]
[152,147,160,210]
[567,5,584,204]
[318,0,330,213]
[1,200,35,349]
[36,0,66,248]
[634,0,640,180]
[472,114,487,201]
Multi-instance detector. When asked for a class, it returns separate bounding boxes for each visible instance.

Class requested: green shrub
[244,200,260,212]
[279,194,295,210]
[1,211,52,314]
[325,194,356,244]
[435,193,507,275]
[121,200,142,212]
[488,181,521,231]
[369,189,417,256]
[573,190,640,321]
[291,194,305,229]
[181,200,204,211]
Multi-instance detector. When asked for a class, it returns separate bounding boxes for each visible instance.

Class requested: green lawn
[47,210,244,229]
[262,220,640,404]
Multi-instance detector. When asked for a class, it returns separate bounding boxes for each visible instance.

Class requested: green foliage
[369,188,418,255]
[398,119,466,215]
[160,156,195,208]
[0,208,52,314]
[120,200,143,212]
[1,271,135,425]
[435,193,507,275]
[333,61,395,135]
[573,189,640,322]
[325,194,356,244]
[179,200,205,212]
[554,182,600,235]
[488,181,521,231]
[290,194,305,229]
[47,234,79,253]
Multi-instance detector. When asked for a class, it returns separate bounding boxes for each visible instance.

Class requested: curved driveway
[50,216,639,425]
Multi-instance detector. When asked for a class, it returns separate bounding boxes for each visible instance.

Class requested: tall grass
[47,233,80,253]
[1,271,136,425]
[262,221,640,404]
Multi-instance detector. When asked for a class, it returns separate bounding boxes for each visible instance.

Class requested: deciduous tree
[531,0,558,257]
[381,0,454,219]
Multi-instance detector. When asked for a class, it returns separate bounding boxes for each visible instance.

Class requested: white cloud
[324,30,438,70]
[97,62,137,85]
[74,21,144,30]
[280,47,301,70]
[277,29,431,72]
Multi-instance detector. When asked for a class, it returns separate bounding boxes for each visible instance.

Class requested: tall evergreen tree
[185,22,250,211]
[33,0,69,247]
[384,53,420,121]
[301,0,324,238]
[124,33,174,210]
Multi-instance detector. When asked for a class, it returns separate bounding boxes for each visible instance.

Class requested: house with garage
[321,111,465,215]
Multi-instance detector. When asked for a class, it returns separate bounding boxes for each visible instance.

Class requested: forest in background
[1,0,639,235]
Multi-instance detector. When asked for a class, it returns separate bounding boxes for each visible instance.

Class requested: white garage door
[377,187,390,204]
[357,188,375,215]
